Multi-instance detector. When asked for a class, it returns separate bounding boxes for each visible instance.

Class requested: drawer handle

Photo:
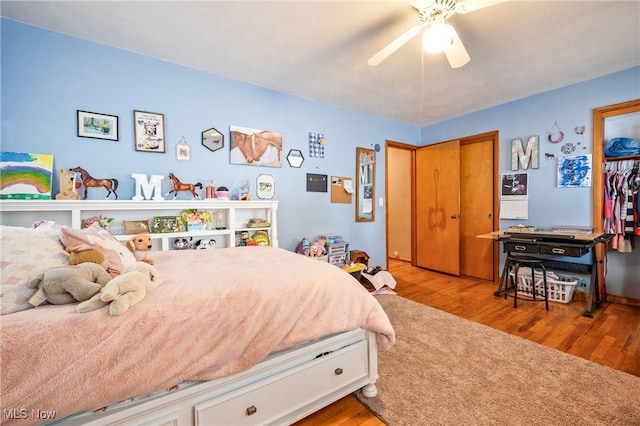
[514,245,527,251]
[551,248,565,254]
[246,405,257,416]
[335,368,344,376]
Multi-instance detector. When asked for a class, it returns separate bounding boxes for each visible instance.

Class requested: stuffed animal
[194,238,216,249]
[66,243,109,268]
[309,240,327,257]
[173,236,192,250]
[27,263,112,307]
[296,237,310,256]
[77,261,163,316]
[55,168,81,200]
[127,234,154,264]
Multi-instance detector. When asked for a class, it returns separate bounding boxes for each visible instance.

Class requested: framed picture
[134,110,165,153]
[152,216,184,233]
[176,137,191,161]
[230,125,282,167]
[123,219,152,235]
[77,110,119,141]
[257,174,275,199]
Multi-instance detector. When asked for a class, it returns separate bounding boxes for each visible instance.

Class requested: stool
[350,250,369,267]
[504,255,549,311]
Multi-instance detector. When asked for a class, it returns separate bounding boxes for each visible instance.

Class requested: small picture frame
[257,174,275,199]
[176,137,191,161]
[123,219,152,235]
[152,216,184,233]
[134,110,166,153]
[77,110,119,141]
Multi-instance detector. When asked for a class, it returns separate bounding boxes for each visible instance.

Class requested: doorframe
[391,131,500,281]
[385,140,416,265]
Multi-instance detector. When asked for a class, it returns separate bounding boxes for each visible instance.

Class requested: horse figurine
[55,169,81,200]
[166,172,202,199]
[70,167,118,200]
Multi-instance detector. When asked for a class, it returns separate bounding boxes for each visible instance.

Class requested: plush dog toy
[127,234,154,264]
[194,238,216,249]
[173,236,192,250]
[27,263,112,307]
[77,261,163,316]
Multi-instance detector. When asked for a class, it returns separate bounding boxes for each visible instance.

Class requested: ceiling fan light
[423,22,454,53]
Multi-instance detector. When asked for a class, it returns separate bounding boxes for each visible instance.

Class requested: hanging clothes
[603,160,639,252]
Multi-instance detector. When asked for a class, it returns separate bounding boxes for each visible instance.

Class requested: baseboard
[605,294,640,307]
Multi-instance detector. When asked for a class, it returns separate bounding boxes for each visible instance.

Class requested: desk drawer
[504,241,538,254]
[539,244,588,258]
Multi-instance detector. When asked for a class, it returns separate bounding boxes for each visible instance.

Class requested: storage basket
[510,271,578,304]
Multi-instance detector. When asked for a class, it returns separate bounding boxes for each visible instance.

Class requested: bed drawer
[195,340,368,425]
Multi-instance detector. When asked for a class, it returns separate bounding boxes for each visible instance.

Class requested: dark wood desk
[479,230,613,317]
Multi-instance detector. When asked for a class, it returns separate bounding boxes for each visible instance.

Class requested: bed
[0,225,395,425]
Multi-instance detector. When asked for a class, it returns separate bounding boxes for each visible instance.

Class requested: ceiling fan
[368,0,508,68]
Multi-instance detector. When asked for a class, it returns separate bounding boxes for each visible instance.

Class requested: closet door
[416,141,460,275]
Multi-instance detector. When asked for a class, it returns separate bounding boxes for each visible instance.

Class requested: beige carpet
[356,295,640,426]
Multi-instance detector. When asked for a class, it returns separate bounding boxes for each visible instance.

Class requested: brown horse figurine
[166,172,202,199]
[70,167,118,200]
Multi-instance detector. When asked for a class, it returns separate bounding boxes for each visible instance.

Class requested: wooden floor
[295,259,640,426]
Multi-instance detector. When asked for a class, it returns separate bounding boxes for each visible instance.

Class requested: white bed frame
[0,201,379,425]
[54,329,378,425]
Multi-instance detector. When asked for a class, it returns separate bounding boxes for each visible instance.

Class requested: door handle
[451,214,458,219]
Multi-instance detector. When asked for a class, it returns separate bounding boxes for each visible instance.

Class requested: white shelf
[0,199,278,250]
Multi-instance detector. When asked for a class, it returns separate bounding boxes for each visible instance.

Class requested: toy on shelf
[173,237,192,250]
[296,237,310,256]
[309,239,327,257]
[166,172,202,199]
[194,238,216,249]
[70,166,119,200]
[55,169,81,200]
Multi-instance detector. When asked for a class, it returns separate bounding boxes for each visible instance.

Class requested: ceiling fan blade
[455,0,508,14]
[444,26,470,68]
[368,24,425,66]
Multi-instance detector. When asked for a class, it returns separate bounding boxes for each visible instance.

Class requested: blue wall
[0,19,419,266]
[2,19,639,295]
[420,66,640,298]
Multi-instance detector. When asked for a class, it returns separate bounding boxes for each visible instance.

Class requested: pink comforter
[0,247,395,425]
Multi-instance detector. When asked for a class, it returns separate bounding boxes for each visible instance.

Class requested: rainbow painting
[0,152,54,199]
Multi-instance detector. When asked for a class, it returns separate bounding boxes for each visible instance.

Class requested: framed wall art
[257,174,275,199]
[123,219,152,235]
[77,110,119,141]
[229,125,282,167]
[134,110,165,153]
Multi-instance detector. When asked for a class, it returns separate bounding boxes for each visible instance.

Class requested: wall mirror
[355,147,376,222]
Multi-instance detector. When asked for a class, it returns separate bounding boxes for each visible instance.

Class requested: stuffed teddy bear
[27,263,112,307]
[76,261,163,316]
[126,234,154,264]
[65,243,109,268]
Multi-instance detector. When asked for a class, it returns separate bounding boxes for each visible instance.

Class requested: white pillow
[0,226,68,315]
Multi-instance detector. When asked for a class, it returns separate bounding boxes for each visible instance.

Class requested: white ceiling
[2,0,639,126]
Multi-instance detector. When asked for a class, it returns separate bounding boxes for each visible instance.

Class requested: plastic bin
[510,271,578,304]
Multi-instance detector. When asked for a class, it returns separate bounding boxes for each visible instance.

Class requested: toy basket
[510,271,578,304]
